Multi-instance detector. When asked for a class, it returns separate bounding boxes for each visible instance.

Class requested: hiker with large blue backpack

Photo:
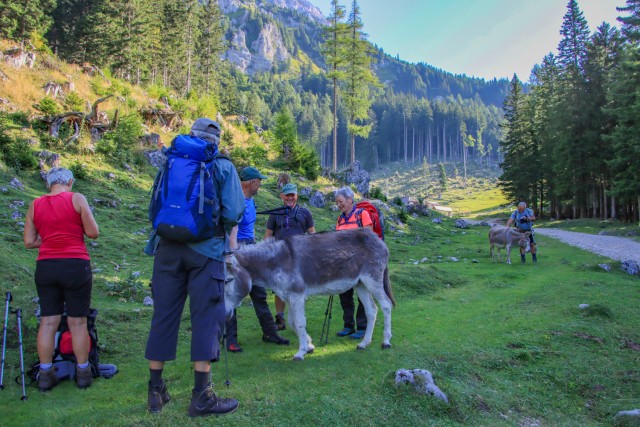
[145,118,245,418]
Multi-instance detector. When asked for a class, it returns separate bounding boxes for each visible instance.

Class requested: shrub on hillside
[69,161,89,180]
[96,114,144,162]
[229,135,268,168]
[369,186,387,202]
[34,96,60,116]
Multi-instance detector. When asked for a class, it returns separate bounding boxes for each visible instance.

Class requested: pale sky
[312,0,627,82]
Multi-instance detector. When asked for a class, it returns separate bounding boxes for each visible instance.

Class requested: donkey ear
[225,254,236,268]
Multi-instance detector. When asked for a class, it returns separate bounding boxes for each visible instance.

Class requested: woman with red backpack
[334,186,373,340]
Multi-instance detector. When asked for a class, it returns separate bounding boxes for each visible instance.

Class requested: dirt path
[464,218,640,263]
[533,228,640,264]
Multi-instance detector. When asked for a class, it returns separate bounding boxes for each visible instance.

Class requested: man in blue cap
[226,166,290,352]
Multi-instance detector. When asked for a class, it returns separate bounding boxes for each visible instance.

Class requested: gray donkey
[225,228,395,360]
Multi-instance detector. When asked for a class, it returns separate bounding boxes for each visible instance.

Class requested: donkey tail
[383,266,396,308]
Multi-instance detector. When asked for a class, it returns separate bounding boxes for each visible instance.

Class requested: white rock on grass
[578,304,590,309]
[394,369,448,403]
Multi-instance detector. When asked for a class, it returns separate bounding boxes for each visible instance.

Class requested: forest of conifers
[500,0,640,221]
[0,0,638,221]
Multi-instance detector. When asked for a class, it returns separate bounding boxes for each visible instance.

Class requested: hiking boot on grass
[275,314,286,331]
[349,330,365,340]
[37,367,59,392]
[188,383,239,418]
[227,342,243,353]
[75,365,93,389]
[262,334,289,345]
[148,380,171,413]
[336,327,355,337]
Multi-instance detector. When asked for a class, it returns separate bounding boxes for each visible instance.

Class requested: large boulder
[144,150,166,169]
[337,161,370,195]
[309,191,325,208]
[621,260,639,276]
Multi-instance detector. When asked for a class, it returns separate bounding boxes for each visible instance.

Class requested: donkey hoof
[381,343,392,350]
[306,347,314,354]
[292,355,304,361]
[356,345,367,351]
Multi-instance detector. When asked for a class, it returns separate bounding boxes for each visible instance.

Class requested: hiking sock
[150,368,164,387]
[77,361,89,369]
[194,370,209,393]
[40,362,53,371]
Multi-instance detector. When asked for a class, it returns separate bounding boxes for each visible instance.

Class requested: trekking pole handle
[4,292,11,303]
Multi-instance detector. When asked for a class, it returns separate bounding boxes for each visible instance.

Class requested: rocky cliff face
[218,0,325,75]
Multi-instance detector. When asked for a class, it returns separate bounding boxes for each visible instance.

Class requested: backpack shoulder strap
[355,208,364,228]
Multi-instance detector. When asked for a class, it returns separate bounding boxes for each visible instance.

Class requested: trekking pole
[0,292,12,390]
[222,324,230,387]
[319,295,334,346]
[15,309,27,400]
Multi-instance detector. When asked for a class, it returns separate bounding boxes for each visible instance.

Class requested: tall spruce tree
[322,0,348,170]
[342,0,379,165]
[555,0,591,217]
[0,0,55,44]
[197,0,225,94]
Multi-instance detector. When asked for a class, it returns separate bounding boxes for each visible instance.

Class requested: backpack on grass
[149,134,227,243]
[26,308,117,384]
[355,201,384,240]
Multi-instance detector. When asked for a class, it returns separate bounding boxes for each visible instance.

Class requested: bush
[229,135,268,168]
[392,196,403,206]
[69,161,89,180]
[397,208,409,223]
[95,114,144,162]
[370,186,387,201]
[63,92,85,112]
[34,96,60,116]
[0,139,38,170]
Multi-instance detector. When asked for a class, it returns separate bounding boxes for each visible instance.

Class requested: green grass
[0,160,639,426]
[370,161,509,218]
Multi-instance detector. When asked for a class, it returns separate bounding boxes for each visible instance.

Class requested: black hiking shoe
[262,334,290,345]
[532,253,537,263]
[521,254,526,264]
[37,367,59,392]
[75,365,93,389]
[148,380,171,413]
[275,314,286,331]
[188,383,239,418]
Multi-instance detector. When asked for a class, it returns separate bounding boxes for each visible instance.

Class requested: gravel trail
[463,218,640,263]
[533,228,640,263]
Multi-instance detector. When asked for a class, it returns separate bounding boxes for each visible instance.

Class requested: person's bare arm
[23,201,41,249]
[264,228,274,239]
[73,193,99,239]
[307,226,316,234]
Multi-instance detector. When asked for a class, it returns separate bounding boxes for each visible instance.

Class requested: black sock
[194,370,210,392]
[149,368,163,387]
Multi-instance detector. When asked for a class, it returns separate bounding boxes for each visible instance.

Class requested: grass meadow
[0,161,639,426]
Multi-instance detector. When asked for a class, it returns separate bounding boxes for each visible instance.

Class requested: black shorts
[35,258,92,317]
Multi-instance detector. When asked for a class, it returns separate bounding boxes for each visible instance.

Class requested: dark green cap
[281,183,297,194]
[239,166,267,181]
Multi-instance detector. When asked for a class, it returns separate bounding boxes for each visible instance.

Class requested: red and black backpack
[348,201,384,240]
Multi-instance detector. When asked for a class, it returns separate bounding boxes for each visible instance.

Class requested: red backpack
[355,201,384,240]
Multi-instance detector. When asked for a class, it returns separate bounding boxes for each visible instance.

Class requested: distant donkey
[225,228,396,360]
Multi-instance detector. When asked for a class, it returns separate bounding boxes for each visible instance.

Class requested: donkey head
[224,255,252,317]
[518,231,531,253]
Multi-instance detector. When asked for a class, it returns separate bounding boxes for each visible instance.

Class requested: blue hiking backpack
[148,134,225,242]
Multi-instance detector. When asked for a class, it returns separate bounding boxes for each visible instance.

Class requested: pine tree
[0,0,56,44]
[322,0,348,171]
[197,0,225,94]
[342,0,379,164]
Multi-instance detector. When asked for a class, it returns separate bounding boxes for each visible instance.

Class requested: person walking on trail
[225,166,289,353]
[264,183,315,330]
[334,187,371,340]
[23,167,100,392]
[145,118,244,418]
[506,201,537,263]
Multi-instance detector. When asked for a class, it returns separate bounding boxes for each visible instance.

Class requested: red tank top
[33,192,90,261]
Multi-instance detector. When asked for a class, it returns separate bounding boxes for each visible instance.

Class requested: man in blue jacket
[145,118,244,418]
[506,201,537,263]
[225,166,289,353]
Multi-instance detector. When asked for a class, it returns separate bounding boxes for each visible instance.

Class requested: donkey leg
[288,295,310,361]
[371,289,393,349]
[354,285,377,350]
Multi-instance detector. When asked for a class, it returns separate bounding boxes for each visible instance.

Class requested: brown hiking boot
[188,383,239,417]
[148,380,171,413]
[37,367,59,392]
[75,365,93,389]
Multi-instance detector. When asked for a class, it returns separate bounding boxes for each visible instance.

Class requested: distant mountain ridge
[217,0,509,106]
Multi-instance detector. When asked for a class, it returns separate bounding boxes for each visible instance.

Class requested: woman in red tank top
[23,167,99,392]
